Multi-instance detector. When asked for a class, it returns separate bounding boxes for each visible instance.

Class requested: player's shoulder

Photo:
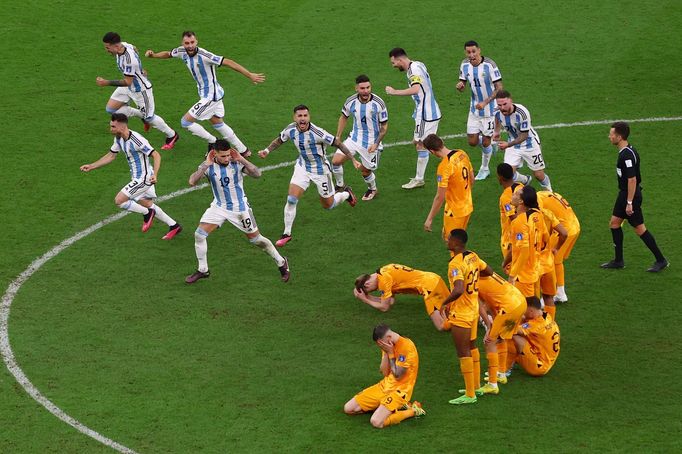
[370,94,388,109]
[343,93,359,106]
[514,103,530,116]
[309,123,330,137]
[129,130,152,147]
[482,56,500,68]
[282,122,297,133]
[460,58,470,67]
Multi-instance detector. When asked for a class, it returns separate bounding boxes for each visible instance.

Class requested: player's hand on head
[206,149,216,164]
[228,148,241,161]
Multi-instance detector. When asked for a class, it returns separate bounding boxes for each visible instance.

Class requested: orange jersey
[499,183,524,248]
[376,264,443,299]
[448,250,487,318]
[478,272,526,314]
[378,336,419,396]
[520,313,560,368]
[538,208,560,274]
[509,210,541,284]
[436,149,474,217]
[538,191,580,236]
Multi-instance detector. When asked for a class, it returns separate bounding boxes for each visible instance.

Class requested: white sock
[150,203,176,226]
[283,197,298,235]
[556,285,566,296]
[481,145,493,170]
[194,228,209,272]
[118,200,148,214]
[539,174,552,191]
[213,122,246,152]
[250,234,285,266]
[116,106,143,119]
[331,191,349,208]
[416,150,429,180]
[332,164,345,187]
[514,172,531,184]
[364,172,376,190]
[148,115,175,138]
[185,122,217,142]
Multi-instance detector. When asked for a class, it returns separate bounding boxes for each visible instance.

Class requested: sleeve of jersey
[437,161,451,188]
[139,138,155,156]
[518,111,531,132]
[378,276,393,299]
[513,222,529,249]
[206,51,224,66]
[408,68,424,86]
[170,47,180,58]
[458,64,466,82]
[448,263,464,285]
[341,102,350,118]
[279,127,291,143]
[478,256,489,272]
[379,106,388,123]
[395,344,416,371]
[318,128,335,146]
[490,63,502,83]
[622,151,638,178]
[110,140,120,153]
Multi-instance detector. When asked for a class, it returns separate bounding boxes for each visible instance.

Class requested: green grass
[1,0,682,452]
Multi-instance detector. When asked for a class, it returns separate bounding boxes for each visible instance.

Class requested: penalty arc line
[1,114,680,453]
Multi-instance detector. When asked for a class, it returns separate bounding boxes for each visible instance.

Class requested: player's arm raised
[189,151,213,186]
[424,186,446,232]
[233,149,262,178]
[258,137,284,159]
[145,50,172,59]
[80,151,117,172]
[385,84,420,96]
[333,138,362,170]
[96,75,134,87]
[221,58,265,84]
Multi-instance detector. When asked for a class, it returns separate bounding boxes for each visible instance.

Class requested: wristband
[627,201,633,205]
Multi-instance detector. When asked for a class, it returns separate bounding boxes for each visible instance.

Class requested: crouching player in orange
[344,324,425,428]
[354,264,450,331]
[442,229,493,405]
[506,296,560,376]
[477,271,527,394]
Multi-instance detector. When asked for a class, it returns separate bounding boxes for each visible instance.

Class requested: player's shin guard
[194,228,209,273]
[148,115,175,138]
[383,408,415,427]
[283,196,298,235]
[212,122,247,153]
[118,200,149,215]
[486,352,499,385]
[332,165,345,187]
[416,150,429,180]
[364,172,377,190]
[115,106,143,118]
[481,145,493,170]
[182,119,217,143]
[471,348,481,389]
[459,356,475,398]
[497,341,508,376]
[249,234,285,266]
[150,204,176,226]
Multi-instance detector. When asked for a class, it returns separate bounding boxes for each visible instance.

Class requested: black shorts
[612,190,644,227]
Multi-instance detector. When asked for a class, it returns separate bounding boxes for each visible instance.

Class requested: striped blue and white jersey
[170,46,225,101]
[116,42,152,93]
[459,57,502,117]
[204,161,249,212]
[406,61,441,122]
[341,94,388,149]
[110,131,155,180]
[280,122,335,175]
[494,104,541,151]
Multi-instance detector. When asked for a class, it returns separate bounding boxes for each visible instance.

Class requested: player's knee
[248,234,263,244]
[287,195,298,205]
[467,137,479,147]
[417,150,429,158]
[195,227,209,241]
[370,415,385,428]
[106,106,118,114]
[117,200,130,210]
[343,401,355,415]
[181,118,194,128]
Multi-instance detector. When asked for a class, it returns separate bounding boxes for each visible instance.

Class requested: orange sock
[486,352,499,384]
[505,340,516,371]
[460,356,475,398]
[545,304,556,319]
[497,341,508,375]
[471,348,481,389]
[383,408,415,427]
[555,263,565,287]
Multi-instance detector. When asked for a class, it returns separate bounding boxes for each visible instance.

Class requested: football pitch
[1,0,681,452]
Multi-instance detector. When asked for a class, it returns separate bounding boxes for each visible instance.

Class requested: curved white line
[2,115,681,452]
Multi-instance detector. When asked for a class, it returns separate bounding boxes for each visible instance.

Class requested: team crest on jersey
[516,233,523,240]
[505,204,512,212]
[399,355,405,362]
[437,175,443,182]
[522,323,529,329]
[212,56,221,63]
[451,269,459,277]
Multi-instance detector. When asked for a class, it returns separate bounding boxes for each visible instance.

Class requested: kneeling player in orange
[505,185,542,298]
[442,229,493,405]
[477,272,527,393]
[506,297,561,376]
[344,324,425,428]
[354,264,450,331]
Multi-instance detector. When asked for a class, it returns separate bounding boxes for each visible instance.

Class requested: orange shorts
[514,280,537,298]
[489,297,527,340]
[540,269,556,296]
[354,383,409,412]
[551,231,580,264]
[516,342,553,377]
[423,277,450,315]
[445,310,478,340]
[443,212,471,240]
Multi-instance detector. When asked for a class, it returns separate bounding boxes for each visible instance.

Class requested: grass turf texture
[1,0,681,452]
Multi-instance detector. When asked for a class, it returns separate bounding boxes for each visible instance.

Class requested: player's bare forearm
[151,151,161,178]
[222,58,265,83]
[81,152,116,171]
[189,163,210,186]
[266,137,283,153]
[389,359,407,378]
[145,50,171,59]
[386,85,420,96]
[443,283,463,306]
[379,354,390,376]
[554,224,569,251]
[376,122,388,144]
[508,131,529,147]
[240,158,262,179]
[426,190,445,224]
[335,115,348,140]
[334,138,355,161]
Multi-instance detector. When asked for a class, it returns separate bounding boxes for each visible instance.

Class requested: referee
[601,122,668,272]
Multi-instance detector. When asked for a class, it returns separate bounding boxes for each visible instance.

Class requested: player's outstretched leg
[248,233,290,282]
[181,117,217,144]
[276,195,298,247]
[211,121,247,154]
[362,172,377,201]
[186,227,211,284]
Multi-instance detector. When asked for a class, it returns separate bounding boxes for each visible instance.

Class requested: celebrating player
[422,134,474,239]
[385,48,442,189]
[258,105,361,247]
[332,75,389,201]
[456,40,504,181]
[185,140,290,284]
[97,32,179,150]
[354,264,450,331]
[496,163,524,259]
[504,185,542,297]
[80,113,182,239]
[145,31,264,154]
[344,324,425,428]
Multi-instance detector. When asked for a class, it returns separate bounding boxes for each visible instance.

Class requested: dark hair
[388,47,407,58]
[422,134,443,151]
[293,104,309,113]
[464,40,479,48]
[526,296,542,310]
[373,324,391,342]
[182,30,196,38]
[354,274,371,294]
[611,121,630,140]
[449,228,468,244]
[520,185,539,209]
[102,32,121,45]
[497,163,514,180]
[496,90,512,99]
[110,113,128,124]
[355,74,370,84]
[213,139,231,151]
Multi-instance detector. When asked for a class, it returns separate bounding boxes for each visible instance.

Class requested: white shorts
[199,203,258,234]
[188,98,225,121]
[290,162,335,198]
[120,178,157,200]
[414,119,439,142]
[335,138,382,170]
[466,112,495,137]
[110,87,156,120]
[504,145,546,171]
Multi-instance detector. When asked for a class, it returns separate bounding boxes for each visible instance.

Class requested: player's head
[212,139,236,164]
[389,47,409,71]
[372,324,392,342]
[518,185,539,210]
[497,163,514,183]
[181,31,198,55]
[293,104,310,129]
[109,113,129,136]
[355,74,372,101]
[609,121,630,145]
[464,40,481,63]
[355,273,377,294]
[496,90,514,115]
[423,134,445,153]
[102,32,123,55]
[525,296,543,318]
[447,229,468,253]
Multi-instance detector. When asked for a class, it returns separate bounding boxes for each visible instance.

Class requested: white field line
[1,115,680,453]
